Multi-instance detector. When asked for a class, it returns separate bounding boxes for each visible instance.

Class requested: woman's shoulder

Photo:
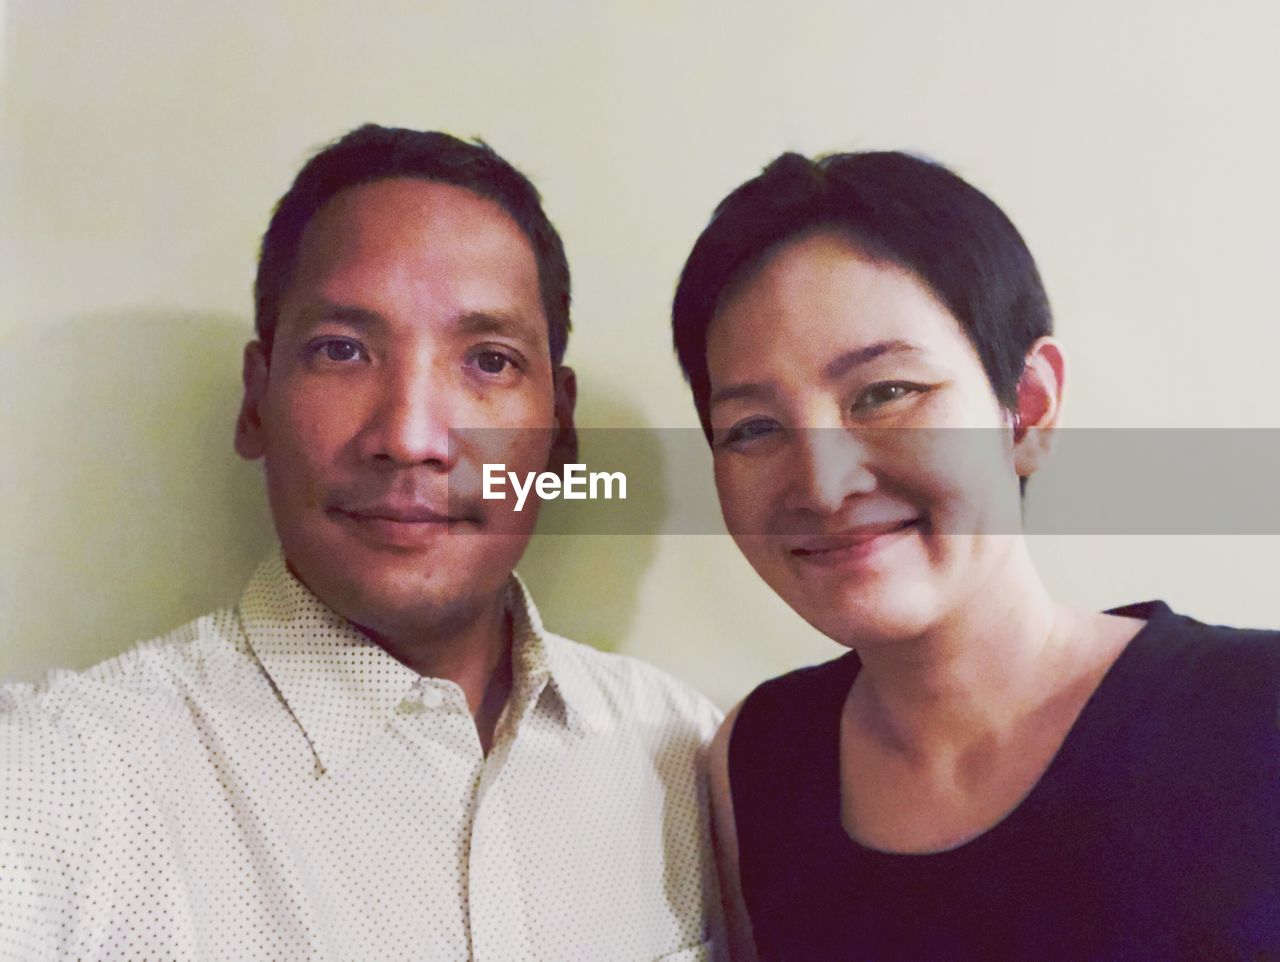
[1109,600,1280,676]
[726,650,861,781]
[1100,600,1280,747]
[738,649,862,716]
[1110,600,1277,638]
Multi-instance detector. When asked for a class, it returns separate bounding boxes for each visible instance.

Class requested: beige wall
[3,0,1278,704]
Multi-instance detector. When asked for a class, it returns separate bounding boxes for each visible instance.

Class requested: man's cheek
[452,428,555,493]
[261,444,329,512]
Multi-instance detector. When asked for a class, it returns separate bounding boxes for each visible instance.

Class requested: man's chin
[313,571,497,640]
[283,537,526,637]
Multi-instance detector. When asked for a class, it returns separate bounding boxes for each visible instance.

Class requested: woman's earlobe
[1012,337,1066,476]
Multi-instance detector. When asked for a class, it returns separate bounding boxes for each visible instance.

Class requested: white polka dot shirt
[0,551,723,961]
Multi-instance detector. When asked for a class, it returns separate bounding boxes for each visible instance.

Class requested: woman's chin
[787,580,944,651]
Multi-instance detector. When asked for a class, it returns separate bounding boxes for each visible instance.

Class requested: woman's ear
[1012,337,1066,479]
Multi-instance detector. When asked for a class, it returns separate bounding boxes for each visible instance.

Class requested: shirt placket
[467,772,533,962]
[464,676,547,962]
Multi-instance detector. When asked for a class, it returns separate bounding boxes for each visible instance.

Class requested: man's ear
[234,341,270,460]
[1012,337,1065,479]
[548,365,578,471]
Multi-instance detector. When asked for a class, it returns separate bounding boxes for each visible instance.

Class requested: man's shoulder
[540,630,723,738]
[1,606,250,738]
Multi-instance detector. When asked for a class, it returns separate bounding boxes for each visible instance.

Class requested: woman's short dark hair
[672,151,1051,439]
[256,124,571,364]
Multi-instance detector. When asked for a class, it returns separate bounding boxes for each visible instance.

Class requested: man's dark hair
[672,151,1052,439]
[256,124,571,364]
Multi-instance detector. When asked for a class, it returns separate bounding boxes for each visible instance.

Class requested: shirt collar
[504,573,613,736]
[238,550,608,775]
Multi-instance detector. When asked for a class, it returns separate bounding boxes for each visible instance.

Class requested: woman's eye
[721,418,782,447]
[853,382,923,412]
[473,350,517,375]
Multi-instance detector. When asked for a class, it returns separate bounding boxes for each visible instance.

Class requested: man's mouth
[327,500,485,546]
[333,504,463,525]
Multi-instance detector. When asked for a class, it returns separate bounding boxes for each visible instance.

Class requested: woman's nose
[784,427,877,515]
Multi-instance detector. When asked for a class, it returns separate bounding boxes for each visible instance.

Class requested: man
[0,125,721,961]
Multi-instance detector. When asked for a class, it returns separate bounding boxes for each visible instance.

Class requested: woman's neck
[849,543,1087,769]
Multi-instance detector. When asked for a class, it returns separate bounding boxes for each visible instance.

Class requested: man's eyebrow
[297,302,383,329]
[292,305,542,347]
[454,310,540,346]
[709,340,923,409]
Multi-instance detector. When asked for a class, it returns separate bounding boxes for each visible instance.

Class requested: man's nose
[784,427,877,515]
[360,359,455,469]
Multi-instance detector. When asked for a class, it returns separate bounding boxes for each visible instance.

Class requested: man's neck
[359,591,515,755]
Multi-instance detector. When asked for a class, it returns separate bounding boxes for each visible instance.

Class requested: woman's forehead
[706,233,972,383]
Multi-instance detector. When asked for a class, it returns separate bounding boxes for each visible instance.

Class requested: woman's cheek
[879,428,1001,534]
[714,459,753,532]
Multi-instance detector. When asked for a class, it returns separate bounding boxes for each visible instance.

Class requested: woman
[671,152,1280,960]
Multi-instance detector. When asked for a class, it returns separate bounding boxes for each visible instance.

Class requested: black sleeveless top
[728,603,1280,961]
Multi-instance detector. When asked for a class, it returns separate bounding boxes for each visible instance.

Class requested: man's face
[236,177,572,641]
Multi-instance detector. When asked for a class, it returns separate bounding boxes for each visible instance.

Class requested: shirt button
[420,687,444,709]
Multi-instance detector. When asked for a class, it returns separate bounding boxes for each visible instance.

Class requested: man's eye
[721,418,782,448]
[309,338,365,363]
[853,382,923,412]
[473,350,518,375]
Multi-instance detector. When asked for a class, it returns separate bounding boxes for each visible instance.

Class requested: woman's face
[706,230,1028,648]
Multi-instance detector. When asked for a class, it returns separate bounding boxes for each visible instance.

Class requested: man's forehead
[278,178,546,337]
[298,178,536,267]
[309,179,524,241]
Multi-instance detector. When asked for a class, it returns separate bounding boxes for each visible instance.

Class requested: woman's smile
[788,518,923,569]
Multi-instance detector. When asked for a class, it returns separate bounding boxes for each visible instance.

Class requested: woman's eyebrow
[822,339,921,380]
[710,341,925,409]
[711,340,921,406]
[709,380,777,409]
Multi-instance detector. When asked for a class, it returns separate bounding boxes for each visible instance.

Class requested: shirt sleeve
[0,689,93,962]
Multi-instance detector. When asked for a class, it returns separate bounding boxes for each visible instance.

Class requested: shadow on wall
[0,311,275,682]
[0,322,661,678]
[515,376,667,653]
